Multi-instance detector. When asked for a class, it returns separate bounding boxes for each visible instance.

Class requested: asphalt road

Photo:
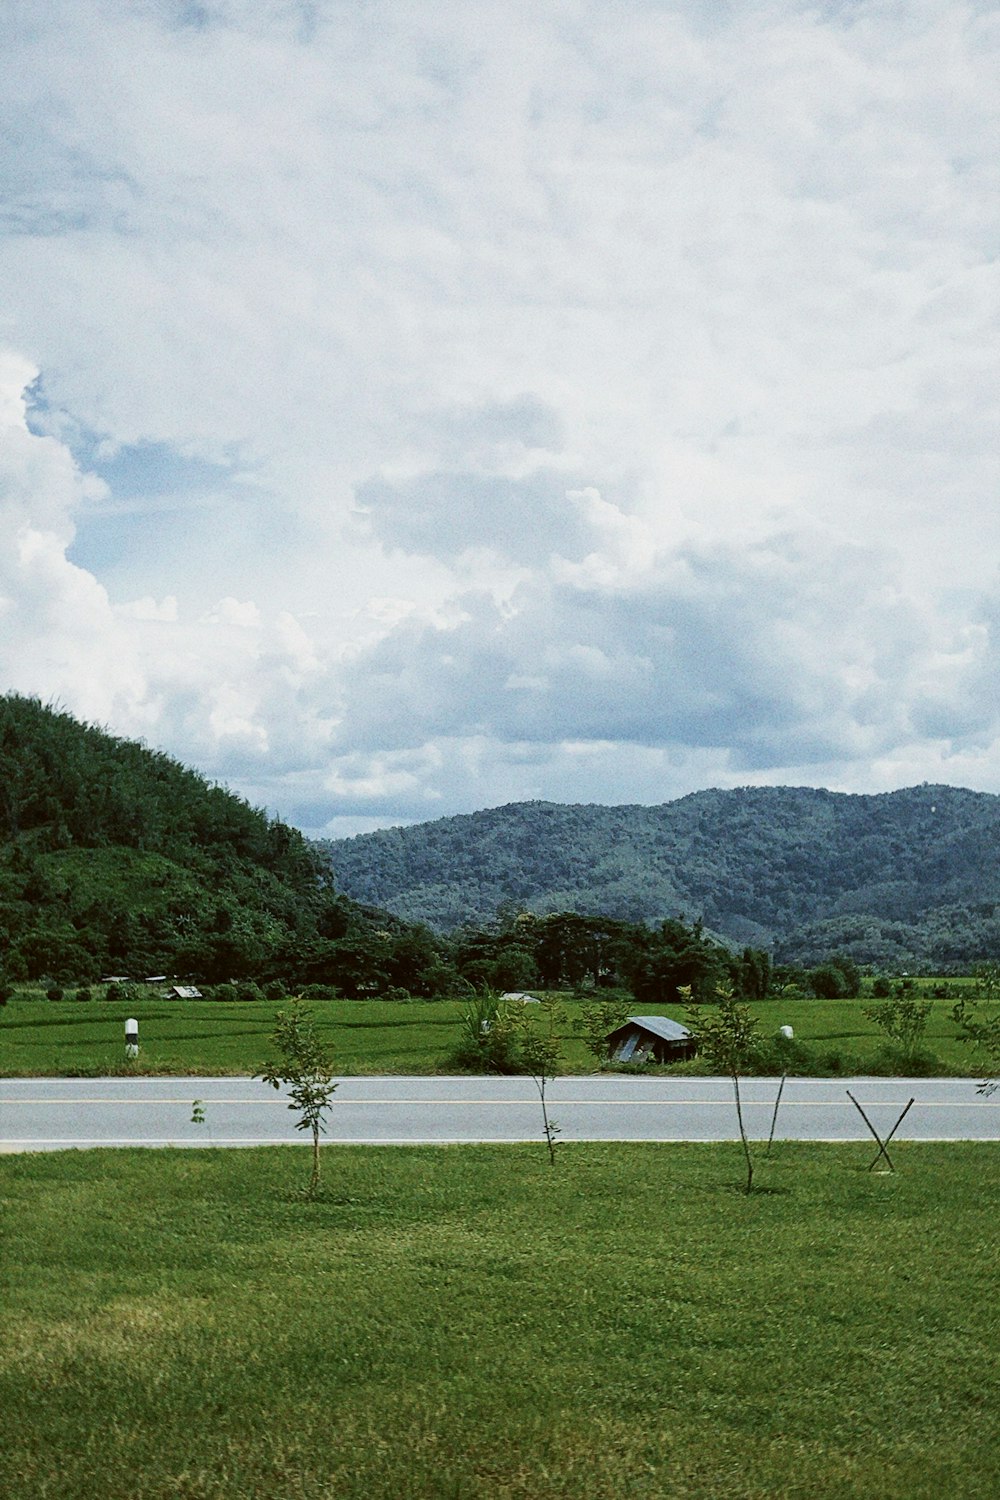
[0,1075,996,1150]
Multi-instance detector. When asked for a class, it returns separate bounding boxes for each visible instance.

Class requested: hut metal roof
[614,1015,692,1043]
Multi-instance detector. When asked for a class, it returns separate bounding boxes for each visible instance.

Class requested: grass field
[0,987,983,1077]
[1,1143,998,1499]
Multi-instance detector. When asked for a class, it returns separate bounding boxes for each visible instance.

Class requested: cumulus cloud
[0,1,998,830]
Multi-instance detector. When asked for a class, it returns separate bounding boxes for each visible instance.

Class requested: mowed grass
[0,988,983,1076]
[1,1144,998,1499]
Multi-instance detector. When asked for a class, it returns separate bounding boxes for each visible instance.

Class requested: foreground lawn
[0,990,979,1076]
[2,1144,998,1499]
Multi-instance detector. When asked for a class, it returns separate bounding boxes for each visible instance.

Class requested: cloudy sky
[2,0,998,836]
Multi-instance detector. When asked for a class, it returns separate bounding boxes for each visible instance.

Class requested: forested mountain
[0,695,433,990]
[319,787,1000,970]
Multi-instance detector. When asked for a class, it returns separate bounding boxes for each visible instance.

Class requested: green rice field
[0,986,983,1076]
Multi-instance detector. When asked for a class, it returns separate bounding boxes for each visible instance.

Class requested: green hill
[318,786,1000,969]
[0,695,393,987]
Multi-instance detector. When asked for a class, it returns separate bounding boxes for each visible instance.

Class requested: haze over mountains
[319,787,1000,970]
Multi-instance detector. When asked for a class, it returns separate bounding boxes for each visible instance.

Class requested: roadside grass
[0,987,982,1076]
[1,1143,998,1500]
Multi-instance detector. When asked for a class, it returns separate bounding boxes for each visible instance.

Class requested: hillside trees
[623,919,730,1006]
[320,784,1000,969]
[0,695,431,985]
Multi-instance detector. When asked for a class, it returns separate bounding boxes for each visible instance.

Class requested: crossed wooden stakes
[846,1090,915,1172]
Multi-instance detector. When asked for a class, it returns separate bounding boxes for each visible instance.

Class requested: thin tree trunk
[766,1073,786,1156]
[536,1077,557,1165]
[732,1071,754,1193]
[310,1120,321,1196]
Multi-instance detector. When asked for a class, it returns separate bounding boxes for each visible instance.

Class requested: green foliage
[0,694,438,992]
[320,784,1000,969]
[685,988,762,1192]
[572,996,631,1063]
[450,988,524,1074]
[510,995,567,1164]
[952,962,1000,1091]
[863,993,933,1061]
[809,954,861,999]
[256,1000,338,1196]
[732,945,772,999]
[625,918,728,1006]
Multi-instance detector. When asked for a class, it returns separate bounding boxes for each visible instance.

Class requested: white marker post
[125,1018,139,1060]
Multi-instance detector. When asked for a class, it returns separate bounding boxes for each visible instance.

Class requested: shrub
[384,986,411,1003]
[211,983,238,1003]
[263,980,287,1002]
[301,984,338,1003]
[869,1044,945,1077]
[74,987,93,1003]
[46,986,64,1003]
[816,1047,868,1075]
[449,990,524,1074]
[809,964,847,999]
[863,992,932,1062]
[871,975,893,998]
[573,997,631,1063]
[104,981,141,1006]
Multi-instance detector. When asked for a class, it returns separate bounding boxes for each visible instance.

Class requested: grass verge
[1,1143,998,1498]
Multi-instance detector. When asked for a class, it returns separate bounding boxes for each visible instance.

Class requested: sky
[1,0,998,837]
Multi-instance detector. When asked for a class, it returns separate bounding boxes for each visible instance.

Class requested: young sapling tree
[686,986,761,1193]
[515,996,567,1165]
[572,996,630,1065]
[257,1000,338,1196]
[863,992,933,1065]
[952,963,1000,1095]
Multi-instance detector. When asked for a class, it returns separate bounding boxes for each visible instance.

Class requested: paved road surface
[0,1075,996,1150]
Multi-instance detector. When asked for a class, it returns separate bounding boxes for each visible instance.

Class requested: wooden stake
[846,1091,915,1172]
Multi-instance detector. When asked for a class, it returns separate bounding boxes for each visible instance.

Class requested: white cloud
[0,0,998,830]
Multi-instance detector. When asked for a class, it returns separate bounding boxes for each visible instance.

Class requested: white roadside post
[125,1018,139,1060]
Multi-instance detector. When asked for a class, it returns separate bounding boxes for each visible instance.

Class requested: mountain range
[318,786,1000,969]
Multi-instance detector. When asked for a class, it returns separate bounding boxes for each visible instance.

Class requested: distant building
[165,985,203,1000]
[605,1015,696,1064]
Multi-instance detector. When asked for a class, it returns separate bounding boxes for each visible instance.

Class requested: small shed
[501,992,540,1004]
[605,1015,696,1064]
[165,985,203,1000]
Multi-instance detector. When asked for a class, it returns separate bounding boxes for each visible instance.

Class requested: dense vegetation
[2,697,993,1003]
[0,695,438,993]
[320,786,1000,969]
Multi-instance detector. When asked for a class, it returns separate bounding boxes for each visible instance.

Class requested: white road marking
[1,1095,994,1108]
